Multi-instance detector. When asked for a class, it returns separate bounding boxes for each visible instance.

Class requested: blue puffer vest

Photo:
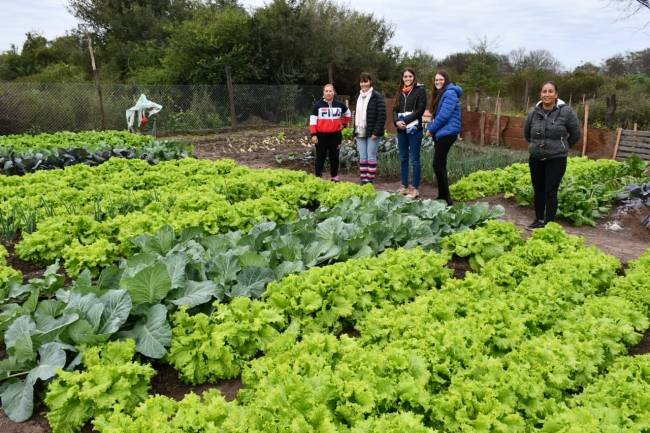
[427,83,463,140]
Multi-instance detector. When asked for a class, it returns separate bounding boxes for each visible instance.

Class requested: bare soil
[2,237,46,282]
[1,127,648,433]
[177,127,312,169]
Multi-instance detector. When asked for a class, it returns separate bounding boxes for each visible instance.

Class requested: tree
[629,48,650,73]
[509,48,562,73]
[559,68,605,100]
[608,0,650,13]
[604,54,628,75]
[398,49,438,86]
[461,37,503,110]
[249,0,395,93]
[574,62,601,75]
[162,6,255,84]
[0,33,88,81]
[67,0,196,80]
[438,52,473,77]
[68,0,195,42]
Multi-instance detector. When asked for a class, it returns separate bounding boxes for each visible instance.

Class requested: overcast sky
[1,0,649,70]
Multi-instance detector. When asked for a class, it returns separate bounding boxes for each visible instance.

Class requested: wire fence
[0,82,324,135]
[460,93,650,130]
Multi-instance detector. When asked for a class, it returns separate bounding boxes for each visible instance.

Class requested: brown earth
[1,127,648,433]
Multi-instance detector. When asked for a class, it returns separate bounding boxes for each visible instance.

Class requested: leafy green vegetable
[0,131,192,175]
[451,156,649,226]
[44,340,155,433]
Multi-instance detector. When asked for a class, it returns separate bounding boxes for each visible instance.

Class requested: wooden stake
[523,80,529,110]
[612,127,623,160]
[495,98,501,146]
[633,123,638,131]
[581,101,589,156]
[479,111,486,146]
[87,35,106,131]
[225,65,237,128]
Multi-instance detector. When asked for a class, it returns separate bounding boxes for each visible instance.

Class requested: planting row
[0,130,192,175]
[166,222,624,384]
[0,158,373,275]
[450,156,649,226]
[0,131,155,150]
[37,223,648,433]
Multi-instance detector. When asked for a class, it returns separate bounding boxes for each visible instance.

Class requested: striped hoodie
[309,98,351,136]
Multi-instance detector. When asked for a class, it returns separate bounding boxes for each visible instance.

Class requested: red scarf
[402,84,413,94]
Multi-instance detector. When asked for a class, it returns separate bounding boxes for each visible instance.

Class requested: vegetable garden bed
[0,131,191,175]
[1,127,649,433]
[2,221,647,433]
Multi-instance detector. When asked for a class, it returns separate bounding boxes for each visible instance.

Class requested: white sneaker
[406,188,419,199]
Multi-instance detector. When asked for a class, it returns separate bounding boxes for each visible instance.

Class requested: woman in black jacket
[354,72,386,184]
[523,81,581,229]
[393,67,427,198]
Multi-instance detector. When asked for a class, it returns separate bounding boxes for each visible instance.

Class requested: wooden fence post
[581,101,589,156]
[523,80,528,110]
[495,97,501,146]
[225,65,237,128]
[479,111,486,146]
[612,127,623,160]
[87,35,106,131]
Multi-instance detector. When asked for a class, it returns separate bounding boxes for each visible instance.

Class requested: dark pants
[433,135,456,203]
[315,132,341,177]
[529,156,567,222]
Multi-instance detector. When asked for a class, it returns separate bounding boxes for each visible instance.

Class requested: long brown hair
[428,70,451,114]
[393,67,417,111]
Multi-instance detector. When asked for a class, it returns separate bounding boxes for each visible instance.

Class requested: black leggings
[529,156,567,222]
[315,132,341,177]
[433,135,456,201]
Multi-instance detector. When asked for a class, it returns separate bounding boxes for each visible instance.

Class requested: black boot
[526,220,546,230]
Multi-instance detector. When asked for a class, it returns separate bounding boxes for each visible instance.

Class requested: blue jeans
[397,129,422,188]
[356,136,379,163]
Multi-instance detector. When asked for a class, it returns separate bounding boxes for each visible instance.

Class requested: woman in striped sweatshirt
[309,84,352,181]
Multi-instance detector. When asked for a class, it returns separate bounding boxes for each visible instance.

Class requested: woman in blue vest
[427,70,463,206]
